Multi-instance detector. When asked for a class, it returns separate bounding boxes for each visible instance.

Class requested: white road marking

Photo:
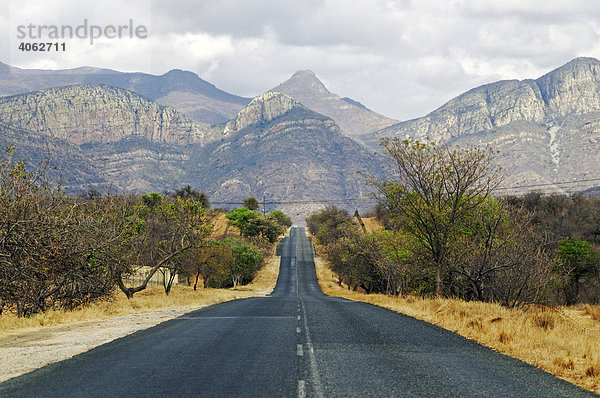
[297,344,304,356]
[300,298,325,398]
[298,380,306,398]
[297,315,301,320]
[297,327,301,333]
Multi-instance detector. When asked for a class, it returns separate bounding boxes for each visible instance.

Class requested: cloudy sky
[3,0,600,120]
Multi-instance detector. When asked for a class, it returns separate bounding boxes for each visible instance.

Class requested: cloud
[4,0,600,120]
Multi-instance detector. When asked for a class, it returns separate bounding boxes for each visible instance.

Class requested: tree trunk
[193,273,200,291]
[436,265,443,297]
[164,271,177,295]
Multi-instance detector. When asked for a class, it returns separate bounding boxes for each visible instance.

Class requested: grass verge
[314,253,600,394]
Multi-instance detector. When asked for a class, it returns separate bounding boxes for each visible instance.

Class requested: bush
[206,239,263,288]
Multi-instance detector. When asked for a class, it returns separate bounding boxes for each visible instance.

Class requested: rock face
[271,70,397,142]
[0,84,223,193]
[0,121,110,192]
[193,92,385,218]
[378,57,600,193]
[0,83,385,217]
[0,63,250,124]
[224,92,300,134]
[0,84,217,145]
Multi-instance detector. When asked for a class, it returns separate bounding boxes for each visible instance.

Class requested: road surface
[0,227,595,397]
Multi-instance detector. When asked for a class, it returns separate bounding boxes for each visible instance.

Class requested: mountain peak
[291,69,317,79]
[559,56,600,69]
[163,68,201,80]
[535,56,600,117]
[270,70,397,140]
[537,57,600,82]
[225,91,302,133]
[274,70,330,96]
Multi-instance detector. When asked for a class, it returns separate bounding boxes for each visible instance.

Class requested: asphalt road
[0,227,596,397]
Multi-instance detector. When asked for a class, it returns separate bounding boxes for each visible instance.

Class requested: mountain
[0,84,219,145]
[0,83,384,217]
[0,62,250,124]
[0,84,223,193]
[378,57,600,192]
[0,121,110,192]
[191,92,385,217]
[271,70,397,142]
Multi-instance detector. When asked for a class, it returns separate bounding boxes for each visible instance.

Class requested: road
[0,227,595,397]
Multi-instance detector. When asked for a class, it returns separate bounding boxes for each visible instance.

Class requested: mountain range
[1,57,600,218]
[0,62,250,124]
[378,57,600,192]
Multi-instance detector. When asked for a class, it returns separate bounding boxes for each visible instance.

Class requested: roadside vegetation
[0,254,282,336]
[0,148,290,321]
[308,137,600,393]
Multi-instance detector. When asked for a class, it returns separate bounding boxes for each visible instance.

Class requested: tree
[306,206,349,237]
[0,149,126,316]
[226,207,261,237]
[112,195,212,298]
[262,215,286,243]
[270,210,292,228]
[243,197,260,211]
[373,138,504,297]
[228,240,263,288]
[140,192,163,208]
[186,241,231,289]
[556,237,599,305]
[175,185,210,209]
[226,207,287,243]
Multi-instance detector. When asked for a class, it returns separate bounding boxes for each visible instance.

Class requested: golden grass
[0,250,281,337]
[211,211,241,239]
[313,253,600,394]
[358,217,384,233]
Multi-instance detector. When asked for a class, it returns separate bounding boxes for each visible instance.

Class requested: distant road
[0,227,595,397]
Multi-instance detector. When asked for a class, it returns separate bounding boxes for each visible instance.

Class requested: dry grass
[211,211,241,239]
[584,305,600,321]
[0,249,281,337]
[351,216,384,234]
[359,217,384,233]
[313,253,600,394]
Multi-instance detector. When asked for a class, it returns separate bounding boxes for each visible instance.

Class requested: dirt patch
[0,308,196,382]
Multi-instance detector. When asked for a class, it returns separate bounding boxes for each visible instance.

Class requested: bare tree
[0,150,127,316]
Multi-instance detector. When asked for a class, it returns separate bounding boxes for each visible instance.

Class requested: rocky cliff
[380,58,600,142]
[224,92,300,134]
[0,121,110,192]
[378,57,600,193]
[0,84,220,145]
[190,91,386,217]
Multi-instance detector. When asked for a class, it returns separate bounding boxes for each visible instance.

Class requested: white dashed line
[297,327,301,333]
[297,344,304,356]
[300,298,325,398]
[298,380,306,398]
